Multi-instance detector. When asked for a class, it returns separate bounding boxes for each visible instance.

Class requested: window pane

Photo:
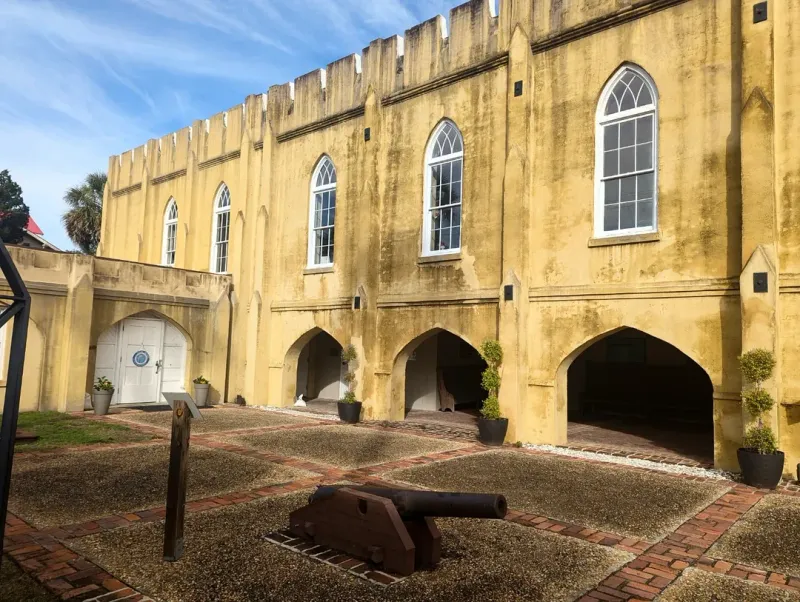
[638,86,653,106]
[441,162,451,185]
[440,183,451,206]
[637,173,654,199]
[620,120,635,146]
[451,226,461,249]
[620,147,635,174]
[604,150,619,177]
[452,204,461,227]
[620,176,636,202]
[620,89,636,111]
[637,115,653,143]
[604,124,619,150]
[604,205,619,231]
[451,159,462,183]
[636,143,653,170]
[620,202,636,229]
[432,227,440,251]
[451,181,461,206]
[431,165,440,187]
[605,96,619,115]
[637,200,654,228]
[604,180,619,205]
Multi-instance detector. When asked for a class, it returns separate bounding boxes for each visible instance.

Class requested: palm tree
[62,172,106,254]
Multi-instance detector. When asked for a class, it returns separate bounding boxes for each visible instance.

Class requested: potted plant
[193,375,210,408]
[477,340,508,446]
[737,349,784,488]
[92,377,114,416]
[337,344,362,424]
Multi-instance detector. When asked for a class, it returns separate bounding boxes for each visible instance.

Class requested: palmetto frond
[62,172,106,254]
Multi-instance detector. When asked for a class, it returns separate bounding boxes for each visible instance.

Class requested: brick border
[4,514,153,601]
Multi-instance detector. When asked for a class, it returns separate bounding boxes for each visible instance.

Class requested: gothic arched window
[423,120,463,255]
[308,156,337,267]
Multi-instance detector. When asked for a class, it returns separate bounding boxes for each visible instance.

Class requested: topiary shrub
[742,424,778,455]
[340,344,358,404]
[739,348,779,455]
[479,340,504,420]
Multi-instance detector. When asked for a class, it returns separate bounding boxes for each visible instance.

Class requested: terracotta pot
[738,448,785,489]
[337,401,362,424]
[92,390,113,416]
[194,383,210,407]
[478,418,508,446]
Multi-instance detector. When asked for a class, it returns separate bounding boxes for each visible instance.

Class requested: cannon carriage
[288,485,507,576]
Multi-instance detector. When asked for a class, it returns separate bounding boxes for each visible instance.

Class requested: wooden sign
[161,392,202,562]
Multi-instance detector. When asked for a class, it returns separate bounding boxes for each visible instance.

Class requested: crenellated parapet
[108,0,509,179]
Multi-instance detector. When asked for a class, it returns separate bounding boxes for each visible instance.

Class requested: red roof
[26,216,43,235]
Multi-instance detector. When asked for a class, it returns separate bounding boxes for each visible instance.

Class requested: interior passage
[405,331,487,419]
[295,331,343,403]
[567,328,714,462]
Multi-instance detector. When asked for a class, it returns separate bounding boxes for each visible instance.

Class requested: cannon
[288,485,507,576]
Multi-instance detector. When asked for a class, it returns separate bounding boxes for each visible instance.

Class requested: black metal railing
[0,242,30,563]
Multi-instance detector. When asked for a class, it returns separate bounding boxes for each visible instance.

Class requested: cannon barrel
[308,486,507,519]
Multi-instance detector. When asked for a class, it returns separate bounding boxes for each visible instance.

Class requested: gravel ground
[71,490,632,602]
[0,557,59,602]
[113,406,311,433]
[659,568,800,602]
[388,450,729,541]
[218,425,465,469]
[9,444,310,527]
[707,494,800,576]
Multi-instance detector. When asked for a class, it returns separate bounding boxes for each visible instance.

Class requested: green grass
[2,412,153,450]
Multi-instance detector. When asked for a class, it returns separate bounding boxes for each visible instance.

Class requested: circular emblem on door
[132,350,150,367]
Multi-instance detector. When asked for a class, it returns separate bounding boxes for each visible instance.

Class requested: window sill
[588,231,660,248]
[417,252,461,265]
[304,266,334,275]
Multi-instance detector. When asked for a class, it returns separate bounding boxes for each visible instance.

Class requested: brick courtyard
[3,405,800,601]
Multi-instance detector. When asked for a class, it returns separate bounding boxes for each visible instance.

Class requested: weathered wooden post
[161,393,202,562]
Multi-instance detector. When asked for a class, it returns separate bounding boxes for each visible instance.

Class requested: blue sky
[0,0,458,250]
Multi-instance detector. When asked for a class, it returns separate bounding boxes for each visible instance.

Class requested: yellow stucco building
[6,0,800,477]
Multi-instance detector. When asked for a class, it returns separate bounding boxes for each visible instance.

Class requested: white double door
[95,316,186,405]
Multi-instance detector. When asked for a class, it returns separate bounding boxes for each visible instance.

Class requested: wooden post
[163,399,191,561]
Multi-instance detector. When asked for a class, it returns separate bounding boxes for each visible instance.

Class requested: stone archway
[390,328,487,423]
[558,327,714,463]
[281,327,347,410]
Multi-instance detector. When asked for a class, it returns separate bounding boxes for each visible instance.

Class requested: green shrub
[94,377,114,392]
[341,344,357,364]
[193,375,209,385]
[739,349,776,385]
[481,367,501,395]
[479,340,503,367]
[742,424,779,455]
[742,388,775,416]
[340,344,358,403]
[480,394,502,420]
[479,339,504,420]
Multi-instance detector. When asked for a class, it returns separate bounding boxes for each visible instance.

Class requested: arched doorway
[294,331,345,409]
[398,330,487,425]
[93,312,188,405]
[566,327,713,462]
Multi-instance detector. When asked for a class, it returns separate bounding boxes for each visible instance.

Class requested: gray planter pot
[194,383,210,407]
[92,390,113,416]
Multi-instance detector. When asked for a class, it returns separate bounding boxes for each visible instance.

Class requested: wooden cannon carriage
[288,485,507,576]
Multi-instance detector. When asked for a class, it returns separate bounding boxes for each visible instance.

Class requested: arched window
[423,120,463,255]
[307,156,336,267]
[211,184,231,273]
[161,198,178,266]
[595,65,658,237]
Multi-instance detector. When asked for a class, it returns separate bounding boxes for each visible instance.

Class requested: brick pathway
[4,406,800,601]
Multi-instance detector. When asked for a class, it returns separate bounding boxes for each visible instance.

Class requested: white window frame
[422,120,464,257]
[161,198,178,267]
[307,156,337,268]
[210,184,231,273]
[594,65,659,238]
